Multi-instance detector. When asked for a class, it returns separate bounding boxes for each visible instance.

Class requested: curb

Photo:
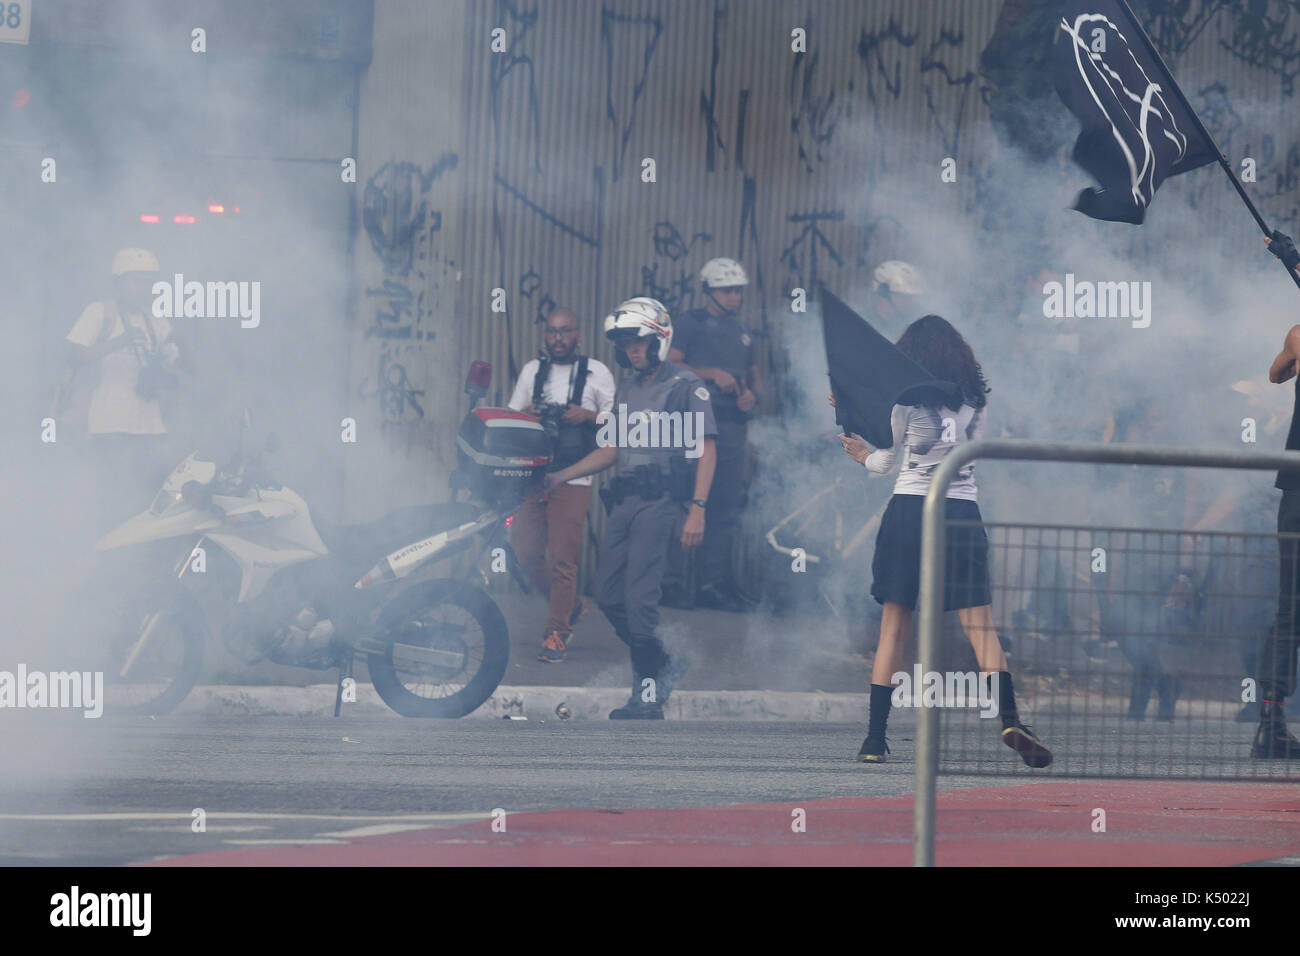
[172,684,870,721]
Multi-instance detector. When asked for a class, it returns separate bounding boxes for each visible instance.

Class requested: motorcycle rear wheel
[368,579,508,718]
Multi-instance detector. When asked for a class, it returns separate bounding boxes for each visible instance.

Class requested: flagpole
[1114,0,1300,292]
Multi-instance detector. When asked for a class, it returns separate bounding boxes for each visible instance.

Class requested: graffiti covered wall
[352,0,1300,545]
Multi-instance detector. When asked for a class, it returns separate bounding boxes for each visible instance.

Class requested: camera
[535,402,566,440]
[135,355,179,400]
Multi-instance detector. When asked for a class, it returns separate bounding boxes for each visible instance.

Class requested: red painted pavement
[146,781,1300,866]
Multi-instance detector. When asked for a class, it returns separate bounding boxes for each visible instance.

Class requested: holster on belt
[600,468,670,515]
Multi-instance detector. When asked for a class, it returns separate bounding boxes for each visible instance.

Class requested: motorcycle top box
[453,408,551,504]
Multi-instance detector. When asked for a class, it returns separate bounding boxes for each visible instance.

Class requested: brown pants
[511,482,592,635]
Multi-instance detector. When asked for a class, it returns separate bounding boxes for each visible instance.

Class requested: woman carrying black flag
[833,315,1053,768]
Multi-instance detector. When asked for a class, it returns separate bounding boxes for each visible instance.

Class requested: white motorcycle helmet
[604,299,673,368]
[112,247,160,276]
[872,260,924,297]
[622,296,670,327]
[699,257,748,289]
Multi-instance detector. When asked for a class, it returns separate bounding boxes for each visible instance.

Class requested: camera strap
[570,355,589,406]
[531,355,589,407]
[531,360,549,406]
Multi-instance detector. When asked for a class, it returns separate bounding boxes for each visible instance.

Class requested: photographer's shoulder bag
[533,356,599,470]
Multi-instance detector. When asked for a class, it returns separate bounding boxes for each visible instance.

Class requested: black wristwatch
[691,499,708,509]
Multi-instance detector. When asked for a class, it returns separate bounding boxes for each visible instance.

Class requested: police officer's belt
[600,466,679,510]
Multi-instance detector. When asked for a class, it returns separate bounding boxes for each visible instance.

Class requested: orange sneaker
[538,630,569,663]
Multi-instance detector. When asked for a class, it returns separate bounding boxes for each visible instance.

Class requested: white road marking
[0,811,488,823]
[317,823,442,838]
[222,839,348,846]
[127,825,272,833]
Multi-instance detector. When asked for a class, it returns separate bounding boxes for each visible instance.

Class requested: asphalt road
[5,714,1299,866]
[2,714,970,865]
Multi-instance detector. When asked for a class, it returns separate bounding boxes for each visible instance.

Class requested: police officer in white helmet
[665,257,762,611]
[871,260,926,328]
[545,298,717,718]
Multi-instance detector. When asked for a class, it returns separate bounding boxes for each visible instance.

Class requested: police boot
[696,582,750,613]
[1251,701,1300,759]
[609,673,664,720]
[1155,674,1181,722]
[1125,668,1155,721]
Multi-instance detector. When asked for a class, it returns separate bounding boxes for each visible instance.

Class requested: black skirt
[871,494,992,611]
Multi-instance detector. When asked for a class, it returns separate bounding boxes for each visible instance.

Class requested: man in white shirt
[508,309,616,662]
[65,248,181,531]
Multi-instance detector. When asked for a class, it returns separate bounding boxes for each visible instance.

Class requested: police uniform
[670,307,754,600]
[597,359,717,713]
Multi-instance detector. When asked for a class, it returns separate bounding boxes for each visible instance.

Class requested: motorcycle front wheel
[368,579,509,718]
[98,585,206,716]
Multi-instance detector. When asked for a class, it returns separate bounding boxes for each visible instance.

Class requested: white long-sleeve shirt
[863,403,984,500]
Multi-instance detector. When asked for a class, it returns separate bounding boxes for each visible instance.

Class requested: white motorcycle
[87,400,550,718]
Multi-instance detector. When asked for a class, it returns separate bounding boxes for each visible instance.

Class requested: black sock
[868,683,893,738]
[996,671,1018,728]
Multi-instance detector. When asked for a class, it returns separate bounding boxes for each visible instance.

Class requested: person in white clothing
[65,248,181,531]
[508,308,616,662]
[833,314,1053,768]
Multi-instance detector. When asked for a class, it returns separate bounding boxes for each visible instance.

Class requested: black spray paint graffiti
[919,28,980,161]
[790,45,846,174]
[855,17,921,174]
[519,268,557,326]
[1138,0,1234,69]
[780,209,845,301]
[698,2,751,174]
[359,153,458,428]
[641,220,713,317]
[1219,1,1300,96]
[491,170,601,380]
[490,0,543,174]
[488,4,607,380]
[362,156,458,277]
[601,7,664,183]
[737,176,768,335]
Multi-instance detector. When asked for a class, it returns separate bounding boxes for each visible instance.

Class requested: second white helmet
[872,260,924,297]
[699,257,748,289]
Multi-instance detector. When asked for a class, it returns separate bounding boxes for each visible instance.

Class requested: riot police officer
[545,298,717,719]
[667,257,761,611]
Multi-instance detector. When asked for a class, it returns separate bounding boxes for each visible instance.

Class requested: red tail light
[465,361,492,392]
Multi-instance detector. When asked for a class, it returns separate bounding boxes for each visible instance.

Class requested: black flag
[818,286,962,450]
[1054,1,1217,224]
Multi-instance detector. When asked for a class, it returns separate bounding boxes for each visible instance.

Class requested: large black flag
[818,286,962,450]
[1054,1,1217,224]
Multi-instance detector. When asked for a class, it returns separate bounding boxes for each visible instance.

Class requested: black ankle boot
[858,684,894,762]
[1252,701,1300,758]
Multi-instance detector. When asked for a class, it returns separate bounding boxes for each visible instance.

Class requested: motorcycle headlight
[149,490,184,516]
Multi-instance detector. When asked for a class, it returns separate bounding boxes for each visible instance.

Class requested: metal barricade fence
[915,440,1300,867]
[937,522,1292,780]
